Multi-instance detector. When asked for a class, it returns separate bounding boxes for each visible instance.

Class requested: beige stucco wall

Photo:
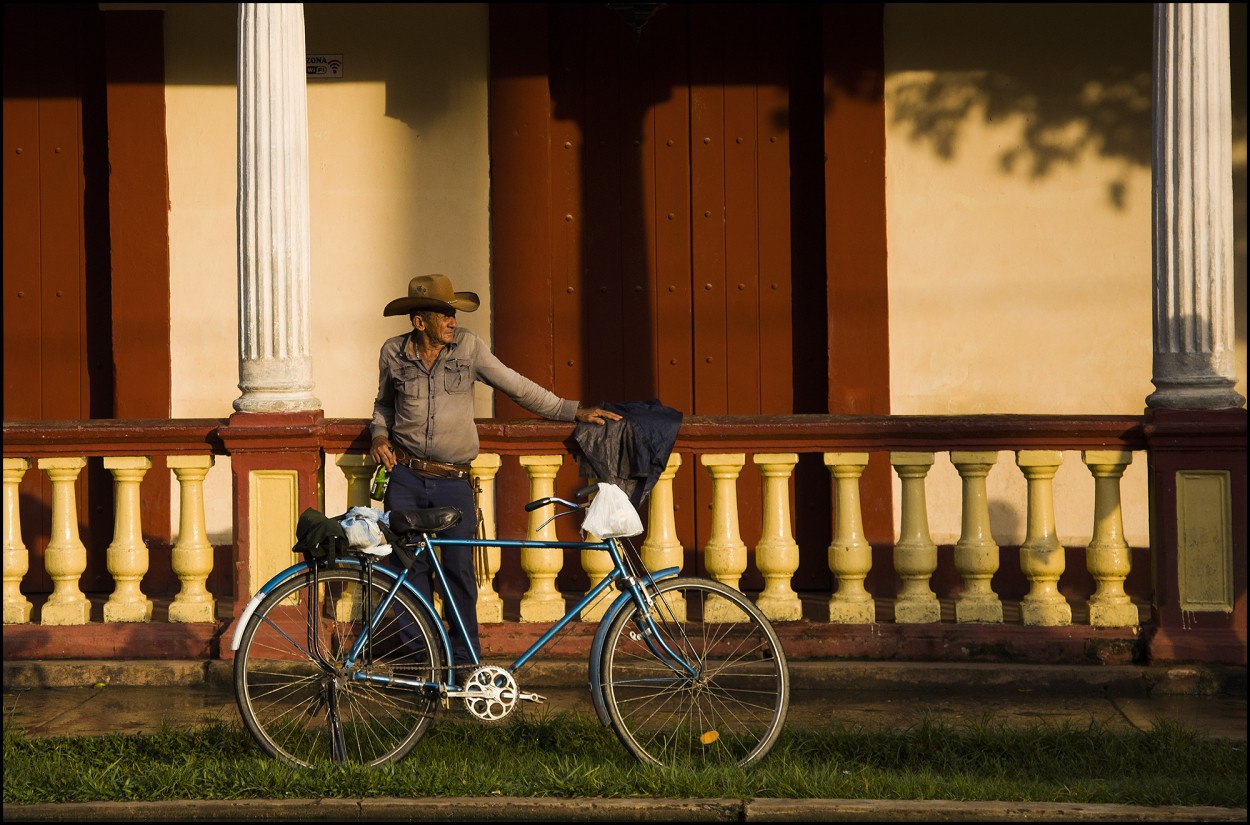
[161,3,492,422]
[154,3,491,536]
[144,3,1243,548]
[881,4,1245,546]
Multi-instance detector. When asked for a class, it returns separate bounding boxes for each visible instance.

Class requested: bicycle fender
[230,560,314,651]
[230,560,454,675]
[587,566,681,726]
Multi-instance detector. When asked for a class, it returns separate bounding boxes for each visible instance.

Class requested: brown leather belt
[392,447,472,480]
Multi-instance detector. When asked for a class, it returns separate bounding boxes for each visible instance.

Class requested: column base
[1021,598,1072,627]
[169,601,217,624]
[894,598,941,624]
[755,595,803,622]
[4,602,33,625]
[828,598,875,624]
[519,594,564,623]
[1088,600,1138,628]
[104,599,154,623]
[955,596,1003,624]
[41,598,91,626]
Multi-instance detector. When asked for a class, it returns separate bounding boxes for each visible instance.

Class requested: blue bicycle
[230,485,789,769]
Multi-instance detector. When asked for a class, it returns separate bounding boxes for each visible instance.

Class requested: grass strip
[4,711,1245,808]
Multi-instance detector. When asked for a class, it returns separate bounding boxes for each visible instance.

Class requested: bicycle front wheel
[234,565,443,767]
[599,577,789,767]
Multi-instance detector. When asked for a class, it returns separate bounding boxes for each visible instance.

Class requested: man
[370,273,620,670]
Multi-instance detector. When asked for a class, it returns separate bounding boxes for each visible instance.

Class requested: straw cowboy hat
[383,273,481,316]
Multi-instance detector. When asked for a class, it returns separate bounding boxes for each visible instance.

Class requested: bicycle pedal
[518,691,546,704]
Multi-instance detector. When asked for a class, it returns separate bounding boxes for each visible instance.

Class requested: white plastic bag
[582,482,644,539]
[340,506,390,549]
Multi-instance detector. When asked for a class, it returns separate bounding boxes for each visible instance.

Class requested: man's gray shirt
[371,328,578,465]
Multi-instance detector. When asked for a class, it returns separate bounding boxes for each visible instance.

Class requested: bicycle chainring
[462,665,519,722]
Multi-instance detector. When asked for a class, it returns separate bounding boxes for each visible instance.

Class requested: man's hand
[576,407,623,426]
[370,436,397,471]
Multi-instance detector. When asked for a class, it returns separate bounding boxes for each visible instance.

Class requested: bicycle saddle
[389,507,462,535]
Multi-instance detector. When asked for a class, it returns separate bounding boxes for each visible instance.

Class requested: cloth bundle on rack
[572,398,682,508]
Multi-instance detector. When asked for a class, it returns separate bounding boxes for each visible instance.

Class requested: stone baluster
[3,458,33,624]
[753,453,802,621]
[700,454,748,621]
[336,453,374,509]
[168,455,217,623]
[890,452,940,623]
[641,453,683,573]
[950,451,1003,623]
[1083,451,1138,627]
[825,453,874,623]
[472,454,504,623]
[324,454,375,622]
[103,457,154,622]
[519,455,565,621]
[578,480,614,621]
[1016,451,1070,626]
[39,458,90,625]
[641,453,685,620]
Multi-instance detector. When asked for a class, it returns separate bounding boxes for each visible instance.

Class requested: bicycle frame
[231,531,687,700]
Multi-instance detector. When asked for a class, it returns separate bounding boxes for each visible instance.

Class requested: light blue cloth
[339,506,391,548]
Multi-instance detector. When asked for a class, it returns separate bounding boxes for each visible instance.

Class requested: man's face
[416,309,457,345]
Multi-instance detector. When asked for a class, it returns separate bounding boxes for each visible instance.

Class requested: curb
[2,797,1246,822]
[4,658,1246,697]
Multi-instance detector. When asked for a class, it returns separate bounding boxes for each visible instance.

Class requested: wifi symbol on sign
[328,59,343,75]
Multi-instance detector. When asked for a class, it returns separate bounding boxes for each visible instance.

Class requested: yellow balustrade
[578,484,613,621]
[471,454,504,623]
[519,454,565,621]
[700,454,748,622]
[641,453,685,620]
[168,455,217,623]
[825,453,875,623]
[336,453,374,509]
[103,456,154,622]
[1016,451,1070,626]
[329,453,375,622]
[641,454,684,573]
[3,458,33,624]
[753,453,802,621]
[1083,450,1138,627]
[39,457,91,625]
[951,451,1003,623]
[890,452,940,624]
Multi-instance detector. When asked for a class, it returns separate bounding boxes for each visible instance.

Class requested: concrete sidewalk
[3,659,1246,822]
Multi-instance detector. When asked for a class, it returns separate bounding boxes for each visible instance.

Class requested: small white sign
[306,54,343,79]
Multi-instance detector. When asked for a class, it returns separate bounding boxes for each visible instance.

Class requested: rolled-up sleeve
[468,336,578,421]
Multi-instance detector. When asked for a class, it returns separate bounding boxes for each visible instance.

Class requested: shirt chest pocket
[395,364,424,398]
[442,361,471,394]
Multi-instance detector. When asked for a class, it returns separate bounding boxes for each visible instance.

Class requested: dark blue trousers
[384,464,480,668]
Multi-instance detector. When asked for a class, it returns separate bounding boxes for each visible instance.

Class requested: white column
[1147,3,1244,410]
[234,3,320,412]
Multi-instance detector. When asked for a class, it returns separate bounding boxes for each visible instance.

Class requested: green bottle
[370,465,389,501]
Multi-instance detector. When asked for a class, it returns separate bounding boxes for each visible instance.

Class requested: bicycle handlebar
[522,484,599,513]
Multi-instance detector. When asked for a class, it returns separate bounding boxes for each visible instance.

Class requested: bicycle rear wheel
[599,576,789,768]
[234,565,443,767]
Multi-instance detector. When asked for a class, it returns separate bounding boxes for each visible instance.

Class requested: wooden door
[491,4,841,593]
[3,3,114,595]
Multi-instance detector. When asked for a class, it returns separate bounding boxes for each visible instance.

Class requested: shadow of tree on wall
[890,68,1151,210]
[884,3,1165,211]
